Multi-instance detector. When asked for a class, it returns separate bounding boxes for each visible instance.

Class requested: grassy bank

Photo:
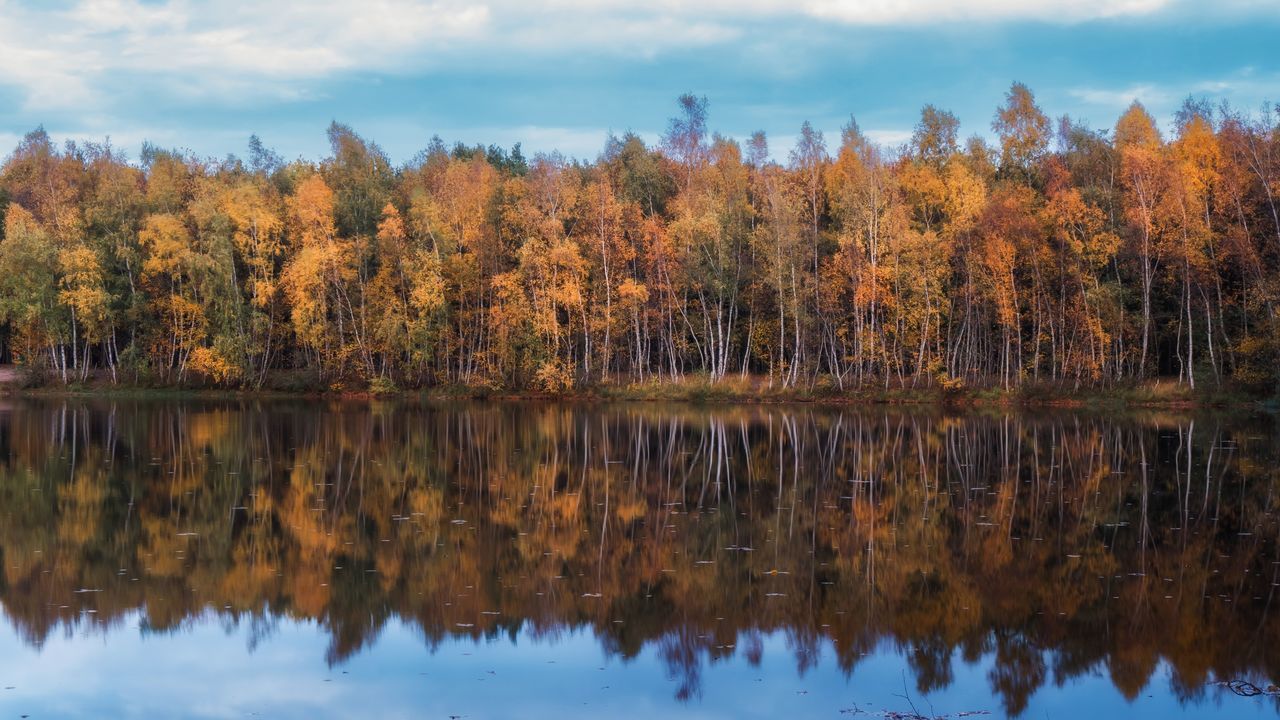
[592,376,1261,409]
[0,366,1268,410]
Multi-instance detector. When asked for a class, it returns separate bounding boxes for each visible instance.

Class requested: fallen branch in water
[838,704,992,719]
[1213,679,1280,697]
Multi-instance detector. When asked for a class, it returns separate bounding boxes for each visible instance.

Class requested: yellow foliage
[188,346,237,383]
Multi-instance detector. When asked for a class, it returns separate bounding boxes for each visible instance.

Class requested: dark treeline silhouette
[1,399,1279,714]
[2,86,1280,392]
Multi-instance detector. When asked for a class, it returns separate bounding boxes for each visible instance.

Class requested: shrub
[533,360,573,393]
[1234,334,1278,394]
[368,375,399,396]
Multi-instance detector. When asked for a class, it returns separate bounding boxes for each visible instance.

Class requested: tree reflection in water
[0,399,1277,716]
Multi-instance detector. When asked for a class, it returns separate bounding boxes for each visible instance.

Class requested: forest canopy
[1,84,1279,393]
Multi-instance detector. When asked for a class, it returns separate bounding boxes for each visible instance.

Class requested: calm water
[1,399,1279,719]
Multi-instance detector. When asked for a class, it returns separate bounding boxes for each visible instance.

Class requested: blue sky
[0,0,1277,164]
[3,615,1273,719]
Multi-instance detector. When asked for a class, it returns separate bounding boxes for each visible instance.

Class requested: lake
[0,398,1278,718]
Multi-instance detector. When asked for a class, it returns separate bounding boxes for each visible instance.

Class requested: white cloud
[523,0,1178,23]
[1067,84,1174,110]
[1068,69,1280,119]
[0,0,1237,115]
[802,0,1170,24]
[0,0,1273,166]
[863,128,913,146]
[0,0,490,110]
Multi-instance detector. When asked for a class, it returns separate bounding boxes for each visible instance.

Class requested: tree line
[2,83,1279,392]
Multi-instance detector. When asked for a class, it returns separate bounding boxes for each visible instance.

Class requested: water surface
[1,398,1278,718]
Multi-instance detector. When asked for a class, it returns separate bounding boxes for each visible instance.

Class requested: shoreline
[1,375,1270,411]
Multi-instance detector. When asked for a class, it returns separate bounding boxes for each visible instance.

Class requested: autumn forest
[2,84,1279,394]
